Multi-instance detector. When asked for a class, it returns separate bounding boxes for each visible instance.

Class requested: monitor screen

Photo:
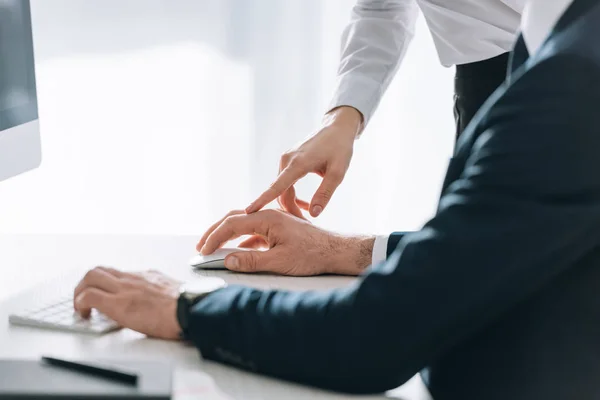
[0,0,38,132]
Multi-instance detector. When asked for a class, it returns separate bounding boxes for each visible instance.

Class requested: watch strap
[176,291,213,341]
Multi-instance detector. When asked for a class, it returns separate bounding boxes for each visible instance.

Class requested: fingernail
[245,204,254,214]
[225,256,239,269]
[312,205,323,216]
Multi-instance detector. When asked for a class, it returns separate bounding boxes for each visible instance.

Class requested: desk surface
[0,234,432,400]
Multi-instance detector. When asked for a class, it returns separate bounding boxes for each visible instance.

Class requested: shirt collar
[522,0,575,54]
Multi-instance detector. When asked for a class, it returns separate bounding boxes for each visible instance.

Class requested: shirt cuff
[327,75,383,129]
[371,234,390,265]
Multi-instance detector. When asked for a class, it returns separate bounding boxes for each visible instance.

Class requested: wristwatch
[176,277,227,340]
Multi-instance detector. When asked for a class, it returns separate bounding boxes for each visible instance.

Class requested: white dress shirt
[371,0,575,266]
[328,0,526,126]
[522,0,574,54]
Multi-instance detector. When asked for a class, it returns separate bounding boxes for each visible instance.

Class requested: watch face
[181,277,227,299]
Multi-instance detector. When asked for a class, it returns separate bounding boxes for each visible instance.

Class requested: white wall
[0,0,455,238]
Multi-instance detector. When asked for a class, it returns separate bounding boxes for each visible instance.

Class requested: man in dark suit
[73,0,600,398]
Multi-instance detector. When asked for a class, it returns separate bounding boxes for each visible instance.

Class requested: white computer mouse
[189,247,251,269]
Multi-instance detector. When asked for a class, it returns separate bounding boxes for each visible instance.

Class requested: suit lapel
[551,0,599,36]
[507,0,597,84]
[439,36,528,197]
[507,35,530,84]
[440,0,599,200]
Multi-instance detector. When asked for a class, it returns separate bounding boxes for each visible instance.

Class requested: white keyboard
[8,296,121,334]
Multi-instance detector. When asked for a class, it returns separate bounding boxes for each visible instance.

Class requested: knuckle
[259,219,273,236]
[225,214,243,228]
[227,209,244,218]
[268,180,282,192]
[222,216,235,227]
[290,156,307,170]
[126,272,143,281]
[328,168,345,182]
[120,279,137,289]
[228,214,244,222]
[78,289,96,304]
[120,292,138,313]
[281,152,293,164]
[262,209,281,220]
[244,254,258,272]
[319,187,335,201]
[263,210,285,232]
[83,268,99,282]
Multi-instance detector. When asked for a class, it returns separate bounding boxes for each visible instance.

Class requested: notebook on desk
[0,359,172,399]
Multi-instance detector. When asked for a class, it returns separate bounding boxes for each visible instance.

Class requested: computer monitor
[0,0,41,182]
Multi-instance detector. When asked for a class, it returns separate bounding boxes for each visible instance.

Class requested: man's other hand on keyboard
[73,268,182,340]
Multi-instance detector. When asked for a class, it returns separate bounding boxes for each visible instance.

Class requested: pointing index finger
[246,166,307,213]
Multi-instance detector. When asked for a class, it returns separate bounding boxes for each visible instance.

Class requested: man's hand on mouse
[73,267,182,340]
[197,209,269,254]
[197,209,375,276]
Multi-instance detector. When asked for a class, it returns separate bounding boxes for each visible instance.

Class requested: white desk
[0,235,432,400]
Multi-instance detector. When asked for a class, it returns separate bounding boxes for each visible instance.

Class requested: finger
[224,248,283,273]
[95,266,127,279]
[74,288,115,319]
[309,169,344,217]
[203,212,274,255]
[238,235,269,249]
[74,267,121,305]
[201,230,247,255]
[295,198,310,211]
[139,270,181,287]
[245,166,307,214]
[197,210,244,251]
[197,210,245,251]
[279,186,304,219]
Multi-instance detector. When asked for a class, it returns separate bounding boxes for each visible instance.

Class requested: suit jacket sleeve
[387,231,408,257]
[187,55,600,394]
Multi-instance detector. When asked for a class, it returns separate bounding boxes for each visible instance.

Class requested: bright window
[0,0,454,238]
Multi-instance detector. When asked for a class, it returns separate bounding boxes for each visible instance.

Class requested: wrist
[326,234,375,276]
[324,106,364,138]
[176,278,228,340]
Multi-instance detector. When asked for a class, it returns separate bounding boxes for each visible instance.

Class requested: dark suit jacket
[189,1,600,398]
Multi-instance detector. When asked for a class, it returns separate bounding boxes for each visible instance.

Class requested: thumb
[224,250,275,273]
[310,170,344,217]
